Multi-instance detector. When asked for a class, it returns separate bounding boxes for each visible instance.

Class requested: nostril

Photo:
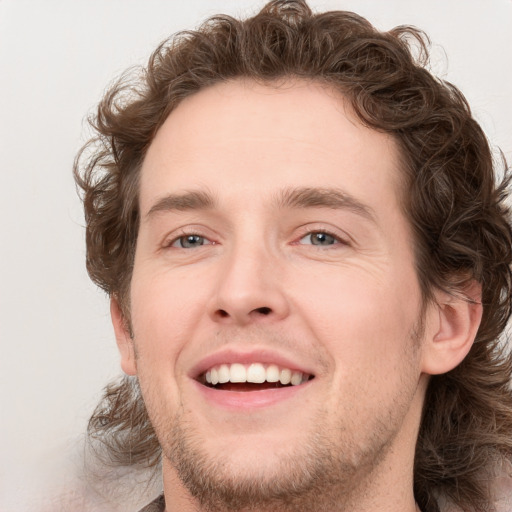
[213,306,273,321]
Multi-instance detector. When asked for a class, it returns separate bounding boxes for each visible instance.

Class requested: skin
[112,79,482,512]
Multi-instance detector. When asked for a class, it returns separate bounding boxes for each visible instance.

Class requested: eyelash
[296,229,349,248]
[164,232,213,249]
[164,228,349,250]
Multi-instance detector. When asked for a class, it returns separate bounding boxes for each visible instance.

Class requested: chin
[157,405,377,512]
[165,420,343,511]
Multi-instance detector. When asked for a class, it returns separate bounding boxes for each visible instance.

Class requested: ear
[110,296,137,376]
[421,281,483,375]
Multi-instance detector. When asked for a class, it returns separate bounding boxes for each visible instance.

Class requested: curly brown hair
[74,1,512,511]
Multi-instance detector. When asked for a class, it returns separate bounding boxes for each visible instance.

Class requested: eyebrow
[145,186,375,222]
[276,187,376,222]
[145,190,216,219]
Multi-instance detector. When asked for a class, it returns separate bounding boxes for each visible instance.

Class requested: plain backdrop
[1,1,511,510]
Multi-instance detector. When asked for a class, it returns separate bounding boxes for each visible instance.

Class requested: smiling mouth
[199,362,314,391]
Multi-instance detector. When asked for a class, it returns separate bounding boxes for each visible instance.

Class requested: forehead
[140,79,402,215]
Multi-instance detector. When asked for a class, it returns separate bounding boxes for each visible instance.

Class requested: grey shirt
[138,494,165,512]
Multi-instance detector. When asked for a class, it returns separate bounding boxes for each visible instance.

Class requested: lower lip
[193,379,312,410]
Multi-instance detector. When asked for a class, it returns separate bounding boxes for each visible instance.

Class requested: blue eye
[300,232,338,246]
[173,234,206,248]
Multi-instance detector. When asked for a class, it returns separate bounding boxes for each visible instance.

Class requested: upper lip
[189,347,316,380]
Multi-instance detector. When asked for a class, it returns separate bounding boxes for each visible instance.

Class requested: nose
[208,242,290,326]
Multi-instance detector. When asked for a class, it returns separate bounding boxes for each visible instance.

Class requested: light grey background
[1,1,511,510]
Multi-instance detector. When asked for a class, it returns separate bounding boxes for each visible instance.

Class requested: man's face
[119,80,434,509]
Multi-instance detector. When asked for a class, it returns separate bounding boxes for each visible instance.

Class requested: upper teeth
[204,363,309,386]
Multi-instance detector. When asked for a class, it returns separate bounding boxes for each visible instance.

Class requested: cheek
[295,268,423,419]
[289,262,422,367]
[129,266,212,363]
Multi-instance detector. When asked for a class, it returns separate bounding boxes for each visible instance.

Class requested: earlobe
[421,281,483,376]
[110,297,137,376]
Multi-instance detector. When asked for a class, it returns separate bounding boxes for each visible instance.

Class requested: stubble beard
[163,407,380,512]
[157,384,419,512]
[145,320,425,512]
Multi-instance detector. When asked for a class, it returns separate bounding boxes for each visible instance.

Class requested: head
[75,2,512,511]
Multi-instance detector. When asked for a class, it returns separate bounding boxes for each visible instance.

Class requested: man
[74,1,512,511]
